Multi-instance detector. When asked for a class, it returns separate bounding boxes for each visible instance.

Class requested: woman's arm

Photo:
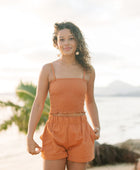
[27,63,50,154]
[85,66,100,139]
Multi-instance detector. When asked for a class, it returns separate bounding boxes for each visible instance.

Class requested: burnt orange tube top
[48,63,87,114]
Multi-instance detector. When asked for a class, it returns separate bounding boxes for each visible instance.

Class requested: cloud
[1,0,140,37]
[18,46,57,63]
[1,0,139,27]
[120,0,140,17]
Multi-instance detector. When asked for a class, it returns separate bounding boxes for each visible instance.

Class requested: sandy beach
[0,128,139,170]
[0,152,135,170]
[87,163,135,170]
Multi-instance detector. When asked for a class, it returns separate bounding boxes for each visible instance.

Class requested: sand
[0,137,138,170]
[87,163,135,170]
[0,152,135,170]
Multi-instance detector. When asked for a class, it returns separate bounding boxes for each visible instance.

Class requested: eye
[60,38,64,41]
[69,37,74,40]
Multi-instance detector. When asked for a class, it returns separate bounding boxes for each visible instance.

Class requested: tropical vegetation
[0,81,50,134]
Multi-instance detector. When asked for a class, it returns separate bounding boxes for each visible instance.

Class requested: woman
[27,21,100,170]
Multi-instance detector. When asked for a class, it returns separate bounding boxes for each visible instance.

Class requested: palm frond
[16,81,50,110]
[16,81,36,106]
[0,116,14,131]
[0,81,50,133]
[0,100,21,111]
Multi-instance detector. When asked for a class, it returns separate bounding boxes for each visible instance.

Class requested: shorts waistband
[49,113,85,117]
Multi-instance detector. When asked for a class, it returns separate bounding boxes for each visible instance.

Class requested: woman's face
[56,28,77,56]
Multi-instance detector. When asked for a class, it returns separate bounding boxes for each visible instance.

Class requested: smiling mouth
[63,47,72,50]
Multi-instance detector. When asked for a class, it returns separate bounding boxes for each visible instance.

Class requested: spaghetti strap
[51,63,56,80]
[83,70,85,80]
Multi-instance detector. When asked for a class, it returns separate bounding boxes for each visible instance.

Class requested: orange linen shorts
[40,114,95,163]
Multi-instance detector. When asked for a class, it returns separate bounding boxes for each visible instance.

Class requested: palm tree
[0,81,50,134]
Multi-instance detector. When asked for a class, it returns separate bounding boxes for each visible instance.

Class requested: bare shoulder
[86,65,95,82]
[90,65,95,78]
[41,62,52,75]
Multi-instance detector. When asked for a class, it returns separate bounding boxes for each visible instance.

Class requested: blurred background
[0,0,140,169]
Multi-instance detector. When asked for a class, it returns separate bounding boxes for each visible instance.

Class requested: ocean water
[0,94,140,163]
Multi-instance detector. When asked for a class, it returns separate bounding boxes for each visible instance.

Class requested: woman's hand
[94,127,100,140]
[27,136,42,155]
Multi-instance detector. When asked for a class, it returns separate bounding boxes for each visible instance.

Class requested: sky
[0,0,140,93]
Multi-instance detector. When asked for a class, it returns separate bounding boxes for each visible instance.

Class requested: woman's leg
[66,160,87,170]
[43,158,67,170]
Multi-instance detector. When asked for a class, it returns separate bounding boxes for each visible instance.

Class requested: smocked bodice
[48,63,87,114]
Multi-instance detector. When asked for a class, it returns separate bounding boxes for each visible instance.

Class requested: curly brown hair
[52,21,92,72]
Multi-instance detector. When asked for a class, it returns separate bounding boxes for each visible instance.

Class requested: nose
[64,39,69,45]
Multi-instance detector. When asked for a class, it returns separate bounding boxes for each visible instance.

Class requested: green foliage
[16,81,36,107]
[0,117,13,130]
[0,81,50,134]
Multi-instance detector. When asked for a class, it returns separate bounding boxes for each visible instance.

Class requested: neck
[59,55,77,65]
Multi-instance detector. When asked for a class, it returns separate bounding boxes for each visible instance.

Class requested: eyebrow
[58,35,74,38]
